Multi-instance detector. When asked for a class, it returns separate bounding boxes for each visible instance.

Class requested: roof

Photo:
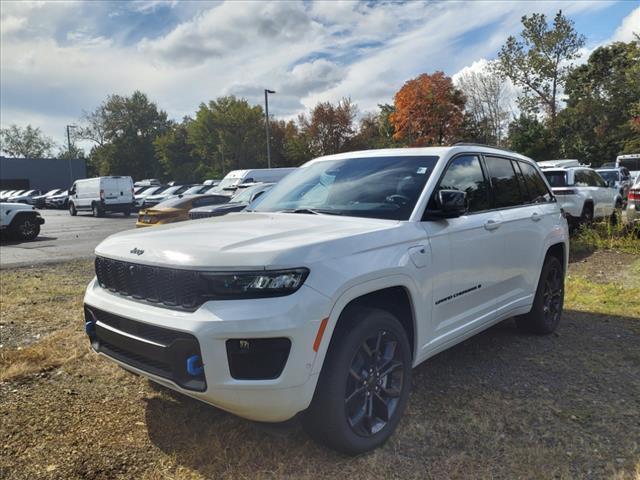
[307,145,534,165]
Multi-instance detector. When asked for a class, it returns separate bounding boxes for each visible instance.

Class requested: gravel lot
[0,209,136,268]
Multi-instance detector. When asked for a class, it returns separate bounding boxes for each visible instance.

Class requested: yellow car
[136,193,229,227]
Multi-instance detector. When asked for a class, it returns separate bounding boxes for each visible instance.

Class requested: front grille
[189,210,215,220]
[85,306,206,391]
[95,256,208,310]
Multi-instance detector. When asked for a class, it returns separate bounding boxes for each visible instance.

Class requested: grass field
[1,251,639,479]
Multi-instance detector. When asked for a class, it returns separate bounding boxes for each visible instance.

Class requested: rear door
[484,155,546,305]
[421,154,504,348]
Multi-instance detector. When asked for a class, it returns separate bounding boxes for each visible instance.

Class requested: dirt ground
[1,252,639,479]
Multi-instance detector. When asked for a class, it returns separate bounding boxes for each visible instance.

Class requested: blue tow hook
[85,320,96,335]
[186,355,204,376]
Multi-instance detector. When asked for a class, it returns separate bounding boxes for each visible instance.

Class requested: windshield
[619,158,640,171]
[253,156,439,220]
[182,185,206,195]
[231,184,269,203]
[215,177,242,191]
[543,171,568,187]
[44,189,59,196]
[156,186,182,196]
[597,170,618,183]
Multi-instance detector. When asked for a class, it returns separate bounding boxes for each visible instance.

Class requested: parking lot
[0,209,136,268]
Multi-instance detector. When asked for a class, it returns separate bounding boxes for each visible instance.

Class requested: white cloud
[610,6,639,42]
[0,0,629,147]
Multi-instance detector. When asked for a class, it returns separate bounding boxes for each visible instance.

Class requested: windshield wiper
[277,208,342,215]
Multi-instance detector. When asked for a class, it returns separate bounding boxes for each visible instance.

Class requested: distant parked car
[541,165,621,227]
[189,183,274,220]
[46,190,69,209]
[136,194,230,227]
[134,179,161,187]
[209,168,296,195]
[0,202,45,241]
[9,189,43,204]
[1,190,25,202]
[134,185,168,207]
[32,189,64,208]
[142,184,195,207]
[0,190,17,202]
[203,179,221,186]
[68,176,135,217]
[596,167,633,204]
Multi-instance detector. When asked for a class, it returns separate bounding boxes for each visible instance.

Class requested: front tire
[69,202,77,216]
[14,216,40,241]
[302,307,412,455]
[516,255,564,334]
[580,203,594,226]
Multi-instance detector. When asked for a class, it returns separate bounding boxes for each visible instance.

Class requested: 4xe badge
[130,247,144,256]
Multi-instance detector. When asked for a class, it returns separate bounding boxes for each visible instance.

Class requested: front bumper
[83,278,331,421]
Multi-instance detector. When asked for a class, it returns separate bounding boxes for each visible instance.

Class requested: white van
[213,168,296,193]
[69,176,134,217]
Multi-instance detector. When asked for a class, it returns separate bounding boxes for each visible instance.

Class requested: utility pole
[264,89,276,168]
[66,124,76,185]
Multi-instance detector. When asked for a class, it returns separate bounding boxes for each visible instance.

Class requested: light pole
[264,89,275,168]
[66,124,77,185]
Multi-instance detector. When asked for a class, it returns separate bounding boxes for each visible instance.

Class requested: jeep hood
[95,212,410,269]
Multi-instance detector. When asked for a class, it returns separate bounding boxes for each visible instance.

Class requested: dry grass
[1,254,639,479]
[570,219,640,258]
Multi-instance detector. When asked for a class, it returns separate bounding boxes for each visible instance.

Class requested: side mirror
[424,190,468,220]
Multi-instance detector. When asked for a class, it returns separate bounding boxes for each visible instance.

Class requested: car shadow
[143,309,639,477]
[0,235,57,245]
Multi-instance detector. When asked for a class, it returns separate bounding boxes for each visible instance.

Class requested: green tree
[494,10,584,124]
[155,119,203,182]
[348,104,402,150]
[0,124,56,158]
[84,91,169,178]
[506,114,558,160]
[188,96,266,175]
[557,40,640,165]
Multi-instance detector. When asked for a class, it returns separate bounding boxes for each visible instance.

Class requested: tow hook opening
[186,355,204,376]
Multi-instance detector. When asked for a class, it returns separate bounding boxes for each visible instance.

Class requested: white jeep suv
[541,165,620,227]
[84,146,569,454]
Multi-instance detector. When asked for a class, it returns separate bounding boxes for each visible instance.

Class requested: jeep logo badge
[130,247,144,256]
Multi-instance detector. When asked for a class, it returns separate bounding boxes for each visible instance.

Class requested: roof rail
[452,142,516,154]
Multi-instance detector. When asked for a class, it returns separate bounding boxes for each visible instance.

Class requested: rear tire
[69,202,77,216]
[302,306,412,455]
[610,201,622,226]
[516,255,564,335]
[92,204,103,217]
[580,203,593,226]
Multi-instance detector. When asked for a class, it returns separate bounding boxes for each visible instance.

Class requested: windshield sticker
[417,167,428,174]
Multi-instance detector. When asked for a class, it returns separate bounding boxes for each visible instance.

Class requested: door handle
[484,219,501,231]
[531,212,542,222]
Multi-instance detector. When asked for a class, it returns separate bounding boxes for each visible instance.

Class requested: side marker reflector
[313,318,329,352]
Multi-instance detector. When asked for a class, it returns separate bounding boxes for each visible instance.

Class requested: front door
[420,154,504,352]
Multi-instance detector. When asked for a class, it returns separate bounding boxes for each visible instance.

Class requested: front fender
[310,272,422,375]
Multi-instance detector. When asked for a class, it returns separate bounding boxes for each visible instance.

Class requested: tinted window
[574,170,591,187]
[589,170,607,187]
[484,156,523,208]
[430,155,490,213]
[191,196,228,208]
[544,171,567,187]
[518,161,552,203]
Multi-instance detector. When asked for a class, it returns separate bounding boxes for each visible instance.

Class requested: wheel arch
[312,275,420,376]
[8,210,38,227]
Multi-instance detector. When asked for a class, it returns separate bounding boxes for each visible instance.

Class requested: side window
[518,161,552,203]
[590,171,607,187]
[574,170,590,187]
[484,156,523,208]
[428,155,491,213]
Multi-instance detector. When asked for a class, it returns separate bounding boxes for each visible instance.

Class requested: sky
[1,0,638,151]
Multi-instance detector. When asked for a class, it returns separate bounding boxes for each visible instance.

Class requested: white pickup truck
[0,202,45,241]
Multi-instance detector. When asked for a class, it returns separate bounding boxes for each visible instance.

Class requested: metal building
[0,156,87,190]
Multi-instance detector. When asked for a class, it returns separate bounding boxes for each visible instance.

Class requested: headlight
[201,268,309,299]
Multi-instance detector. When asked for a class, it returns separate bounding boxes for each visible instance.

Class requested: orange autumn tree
[391,71,465,146]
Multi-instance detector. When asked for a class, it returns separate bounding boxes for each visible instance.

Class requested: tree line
[1,11,638,181]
